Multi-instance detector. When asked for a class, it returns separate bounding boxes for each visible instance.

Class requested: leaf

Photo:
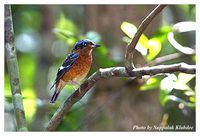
[55,13,77,33]
[160,26,172,34]
[159,74,177,106]
[95,45,117,68]
[173,73,195,91]
[164,95,195,108]
[120,21,149,47]
[121,21,162,60]
[23,98,36,122]
[18,54,36,89]
[4,74,11,97]
[139,34,149,49]
[121,21,149,55]
[184,90,195,96]
[21,10,41,31]
[22,88,36,99]
[146,38,162,61]
[189,96,195,103]
[140,77,161,91]
[177,73,195,84]
[160,74,177,92]
[22,88,36,122]
[53,28,75,38]
[122,36,132,44]
[120,22,137,38]
[54,13,78,45]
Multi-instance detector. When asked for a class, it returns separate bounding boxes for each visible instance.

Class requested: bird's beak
[93,44,101,48]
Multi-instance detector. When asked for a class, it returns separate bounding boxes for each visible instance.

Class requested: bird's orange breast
[61,54,92,84]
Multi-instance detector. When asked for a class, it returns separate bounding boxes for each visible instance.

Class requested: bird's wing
[50,52,79,90]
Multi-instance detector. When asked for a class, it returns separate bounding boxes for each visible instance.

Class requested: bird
[50,39,100,103]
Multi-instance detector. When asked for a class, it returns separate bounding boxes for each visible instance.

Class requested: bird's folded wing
[50,52,79,89]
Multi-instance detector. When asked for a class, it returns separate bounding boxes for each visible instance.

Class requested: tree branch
[147,52,183,66]
[148,52,195,66]
[125,5,167,73]
[45,62,195,131]
[5,5,27,131]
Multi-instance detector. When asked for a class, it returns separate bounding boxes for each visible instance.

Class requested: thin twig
[125,5,167,73]
[148,53,183,66]
[45,63,195,131]
[5,5,27,131]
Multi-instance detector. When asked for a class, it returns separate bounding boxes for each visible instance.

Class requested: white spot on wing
[59,66,64,70]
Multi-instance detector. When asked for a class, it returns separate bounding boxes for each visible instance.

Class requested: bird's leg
[75,82,82,94]
[70,81,82,93]
[71,85,78,91]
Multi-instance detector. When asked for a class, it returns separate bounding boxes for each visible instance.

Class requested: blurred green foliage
[5,5,195,131]
[121,5,195,128]
[121,21,162,61]
[55,14,78,45]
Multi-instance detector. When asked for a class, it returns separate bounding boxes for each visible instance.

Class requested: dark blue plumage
[50,52,79,90]
[73,39,94,51]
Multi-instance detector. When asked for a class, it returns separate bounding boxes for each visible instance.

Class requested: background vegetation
[4,5,195,131]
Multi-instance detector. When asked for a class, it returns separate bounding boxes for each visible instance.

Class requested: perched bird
[50,39,100,103]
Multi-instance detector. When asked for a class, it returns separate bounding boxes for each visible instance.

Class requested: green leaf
[189,96,195,103]
[23,98,36,123]
[184,90,195,96]
[55,13,77,33]
[120,22,137,38]
[140,77,161,91]
[53,28,75,38]
[55,13,78,45]
[22,88,36,99]
[122,36,132,44]
[159,74,177,106]
[4,74,11,97]
[120,21,162,60]
[173,73,195,91]
[121,21,149,55]
[160,74,177,92]
[159,26,172,34]
[120,21,148,47]
[164,95,195,108]
[22,88,36,122]
[139,34,149,49]
[21,10,41,31]
[53,28,77,45]
[159,73,195,107]
[174,82,192,91]
[95,45,116,68]
[98,45,107,55]
[146,38,162,61]
[192,55,196,62]
[177,73,195,84]
[18,54,36,89]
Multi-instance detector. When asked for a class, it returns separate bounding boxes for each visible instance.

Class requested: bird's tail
[50,90,60,104]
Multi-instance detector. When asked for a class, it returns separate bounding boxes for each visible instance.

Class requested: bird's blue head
[72,39,100,52]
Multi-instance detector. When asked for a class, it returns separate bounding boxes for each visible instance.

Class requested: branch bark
[125,5,167,73]
[45,62,195,131]
[5,5,27,131]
